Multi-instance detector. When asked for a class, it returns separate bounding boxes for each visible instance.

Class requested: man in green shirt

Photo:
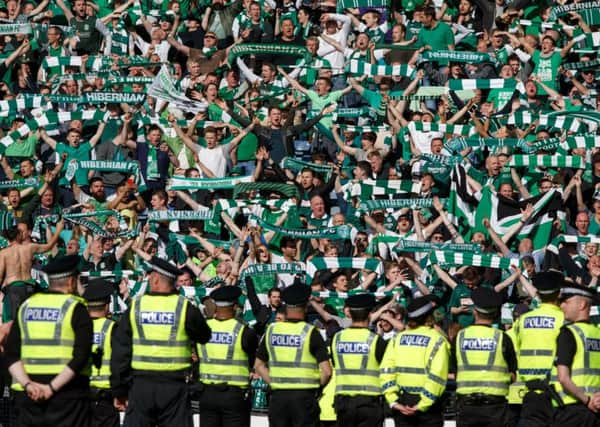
[39,121,106,206]
[415,7,455,53]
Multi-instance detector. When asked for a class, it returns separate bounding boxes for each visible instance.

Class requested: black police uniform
[255,283,330,427]
[453,288,517,427]
[197,286,258,427]
[332,293,388,427]
[110,257,212,427]
[83,280,120,427]
[6,255,93,427]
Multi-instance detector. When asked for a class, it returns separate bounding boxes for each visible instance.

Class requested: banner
[65,160,146,191]
[83,92,146,104]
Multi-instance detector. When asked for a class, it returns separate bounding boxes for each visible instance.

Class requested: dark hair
[280,236,297,249]
[348,307,371,322]
[89,177,103,186]
[268,287,281,297]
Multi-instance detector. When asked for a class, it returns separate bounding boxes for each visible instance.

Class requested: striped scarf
[346,179,421,199]
[65,160,146,191]
[233,182,300,199]
[305,257,384,283]
[346,59,416,78]
[448,79,517,90]
[560,135,600,150]
[547,235,600,254]
[412,121,476,136]
[428,250,516,269]
[0,95,46,113]
[508,155,585,169]
[507,112,585,133]
[574,32,600,48]
[419,154,464,166]
[445,137,528,153]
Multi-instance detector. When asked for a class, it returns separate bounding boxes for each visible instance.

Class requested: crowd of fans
[0,0,599,417]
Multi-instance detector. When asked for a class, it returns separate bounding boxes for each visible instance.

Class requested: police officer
[197,286,258,427]
[83,279,119,427]
[110,257,211,427]
[332,293,387,427]
[380,296,450,427]
[6,255,93,426]
[454,287,517,427]
[254,283,332,427]
[552,283,600,427]
[512,271,565,427]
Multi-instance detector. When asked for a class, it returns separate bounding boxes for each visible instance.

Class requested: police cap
[345,293,376,310]
[407,296,434,319]
[559,283,600,304]
[43,255,80,280]
[83,279,113,307]
[282,283,311,307]
[147,256,182,280]
[210,286,242,307]
[471,287,503,314]
[532,270,565,294]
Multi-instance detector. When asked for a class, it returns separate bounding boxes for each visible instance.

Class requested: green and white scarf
[549,1,600,20]
[574,32,600,48]
[346,59,416,78]
[346,179,421,199]
[421,50,497,64]
[239,262,306,280]
[508,155,585,169]
[427,250,516,269]
[527,138,562,152]
[412,121,476,136]
[445,137,528,153]
[338,0,387,8]
[228,43,311,64]
[0,177,39,190]
[65,160,146,191]
[251,215,352,239]
[0,95,46,113]
[394,240,482,253]
[306,257,384,283]
[148,209,214,222]
[233,182,300,199]
[563,59,600,70]
[280,157,333,180]
[419,154,464,166]
[507,112,585,133]
[166,176,253,190]
[547,235,600,254]
[560,135,600,150]
[358,198,437,212]
[448,79,517,90]
[63,210,137,238]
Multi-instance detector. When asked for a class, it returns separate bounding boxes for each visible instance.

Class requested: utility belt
[90,387,112,401]
[525,379,564,408]
[198,383,248,392]
[458,393,506,406]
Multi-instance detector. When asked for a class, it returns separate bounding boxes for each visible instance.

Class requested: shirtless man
[0,219,65,343]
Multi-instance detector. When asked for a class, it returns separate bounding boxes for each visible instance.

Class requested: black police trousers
[334,394,384,427]
[14,391,90,427]
[456,398,509,427]
[123,376,193,427]
[197,383,250,427]
[552,403,600,427]
[90,389,119,427]
[520,390,555,427]
[392,406,444,427]
[269,389,320,427]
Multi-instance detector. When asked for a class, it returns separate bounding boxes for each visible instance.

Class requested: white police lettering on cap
[140,311,175,325]
[399,334,430,347]
[270,334,302,347]
[209,332,234,345]
[25,308,60,322]
[336,341,370,354]
[461,338,497,351]
[523,316,555,329]
[586,338,600,352]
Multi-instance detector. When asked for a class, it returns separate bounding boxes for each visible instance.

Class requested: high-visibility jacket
[265,321,320,390]
[456,325,511,397]
[198,318,249,388]
[380,325,449,412]
[332,327,381,396]
[510,303,564,404]
[130,294,192,371]
[557,322,600,405]
[13,293,87,391]
[90,317,115,389]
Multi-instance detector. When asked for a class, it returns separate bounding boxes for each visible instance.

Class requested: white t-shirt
[196,144,230,178]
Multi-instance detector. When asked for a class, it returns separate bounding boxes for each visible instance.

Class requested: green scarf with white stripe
[421,50,497,64]
[305,257,384,284]
[508,155,585,169]
[252,215,352,239]
[166,176,254,191]
[427,250,515,269]
[448,79,517,90]
[346,59,416,78]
